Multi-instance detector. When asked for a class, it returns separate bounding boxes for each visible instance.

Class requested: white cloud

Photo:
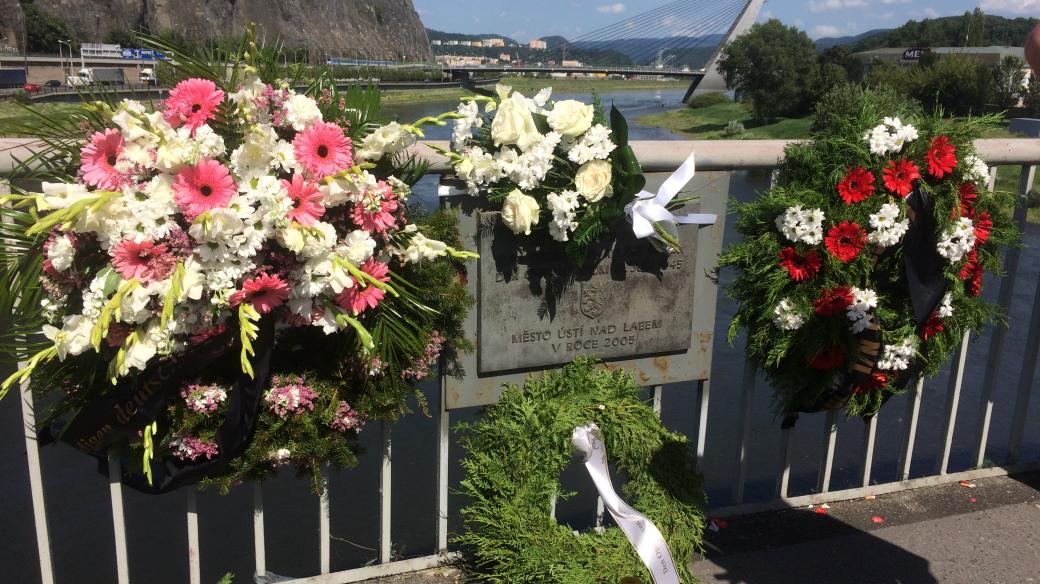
[878,11,896,19]
[922,7,939,17]
[813,24,843,37]
[597,2,627,13]
[808,0,868,12]
[980,0,1040,13]
[880,0,910,4]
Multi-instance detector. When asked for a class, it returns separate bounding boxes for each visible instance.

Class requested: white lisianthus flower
[284,94,323,131]
[773,298,806,331]
[574,159,614,202]
[501,189,540,235]
[46,235,75,272]
[358,122,417,161]
[491,92,542,152]
[547,99,594,138]
[43,315,93,360]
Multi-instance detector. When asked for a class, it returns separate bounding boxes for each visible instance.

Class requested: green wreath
[455,358,707,584]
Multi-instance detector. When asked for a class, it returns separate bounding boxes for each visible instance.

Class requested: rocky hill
[6,0,432,61]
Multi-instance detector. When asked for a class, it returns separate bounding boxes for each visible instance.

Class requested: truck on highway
[67,67,126,87]
[140,67,156,86]
[0,69,28,89]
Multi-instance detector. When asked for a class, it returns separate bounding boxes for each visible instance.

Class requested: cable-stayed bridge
[440,0,764,101]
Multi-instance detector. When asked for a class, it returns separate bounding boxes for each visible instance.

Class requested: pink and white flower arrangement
[265,376,318,418]
[9,74,465,388]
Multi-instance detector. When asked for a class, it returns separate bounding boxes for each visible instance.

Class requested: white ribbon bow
[627,152,717,246]
[572,423,681,584]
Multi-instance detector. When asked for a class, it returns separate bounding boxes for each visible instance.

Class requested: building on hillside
[446,40,459,46]
[499,53,512,62]
[529,39,547,50]
[851,46,1026,67]
[482,38,505,48]
[431,40,442,46]
[561,60,583,68]
[469,41,483,47]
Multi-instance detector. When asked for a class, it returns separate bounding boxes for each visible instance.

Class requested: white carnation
[773,298,806,331]
[878,337,917,371]
[936,217,976,263]
[46,235,75,272]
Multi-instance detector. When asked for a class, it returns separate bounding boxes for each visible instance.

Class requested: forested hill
[853,11,1038,51]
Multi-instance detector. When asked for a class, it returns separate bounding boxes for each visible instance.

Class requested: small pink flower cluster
[402,331,445,380]
[181,383,228,414]
[329,401,365,433]
[265,377,318,418]
[170,434,219,461]
[256,84,291,127]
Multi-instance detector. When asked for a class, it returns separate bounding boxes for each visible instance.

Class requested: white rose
[547,100,594,138]
[491,92,542,152]
[574,160,613,203]
[501,189,540,235]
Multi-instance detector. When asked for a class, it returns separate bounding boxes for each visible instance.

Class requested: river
[0,87,1037,583]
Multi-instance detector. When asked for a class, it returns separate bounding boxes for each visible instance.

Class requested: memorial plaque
[440,169,731,409]
[477,214,696,374]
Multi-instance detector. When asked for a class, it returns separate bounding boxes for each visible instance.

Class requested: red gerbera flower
[230,273,290,314]
[926,135,957,179]
[958,182,978,218]
[882,159,920,198]
[110,239,176,283]
[810,346,845,370]
[814,286,854,317]
[922,312,945,341]
[336,259,390,315]
[778,247,822,281]
[854,372,889,395]
[837,167,875,204]
[824,222,867,262]
[958,249,984,297]
[958,248,978,281]
[974,211,992,245]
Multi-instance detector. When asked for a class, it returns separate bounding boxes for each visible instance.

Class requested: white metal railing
[5,138,1040,583]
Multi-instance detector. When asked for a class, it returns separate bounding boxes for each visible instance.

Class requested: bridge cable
[570,1,720,48]
[624,0,748,65]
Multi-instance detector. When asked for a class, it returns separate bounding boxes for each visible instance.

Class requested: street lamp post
[21,12,28,76]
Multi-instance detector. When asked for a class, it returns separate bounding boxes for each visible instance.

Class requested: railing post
[899,378,925,481]
[380,420,392,564]
[107,452,130,584]
[817,411,838,494]
[861,414,878,488]
[19,368,55,584]
[939,333,970,475]
[319,465,331,574]
[253,483,266,578]
[436,381,450,554]
[187,490,201,584]
[1007,165,1039,464]
[732,362,755,504]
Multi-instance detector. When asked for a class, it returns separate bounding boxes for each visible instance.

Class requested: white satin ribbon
[572,423,681,584]
[627,152,717,245]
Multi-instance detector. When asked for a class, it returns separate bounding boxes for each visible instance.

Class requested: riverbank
[636,102,813,140]
[380,76,691,104]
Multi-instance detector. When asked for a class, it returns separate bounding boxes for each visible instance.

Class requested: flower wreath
[0,27,474,492]
[455,358,706,584]
[720,88,1016,419]
[438,84,695,261]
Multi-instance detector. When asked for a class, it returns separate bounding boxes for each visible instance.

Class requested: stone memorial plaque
[477,214,695,374]
[440,169,731,409]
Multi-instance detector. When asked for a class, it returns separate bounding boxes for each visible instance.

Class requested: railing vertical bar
[652,385,663,417]
[380,420,392,564]
[186,490,201,584]
[253,483,266,578]
[436,387,450,553]
[594,496,605,531]
[899,377,925,481]
[861,414,878,488]
[319,466,331,574]
[939,333,970,474]
[976,165,1032,467]
[695,380,710,467]
[107,452,130,584]
[732,362,756,504]
[818,410,838,493]
[1007,165,1039,464]
[19,374,55,584]
[777,427,792,498]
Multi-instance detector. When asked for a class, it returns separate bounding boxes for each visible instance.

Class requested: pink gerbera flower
[336,259,390,315]
[80,128,125,190]
[293,121,353,179]
[110,239,177,283]
[351,181,399,233]
[163,78,225,132]
[230,273,290,314]
[282,174,325,226]
[174,160,237,218]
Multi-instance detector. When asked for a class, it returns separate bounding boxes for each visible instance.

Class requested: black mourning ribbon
[784,184,948,427]
[42,318,276,494]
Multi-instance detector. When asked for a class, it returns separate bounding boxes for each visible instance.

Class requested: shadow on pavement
[693,507,937,584]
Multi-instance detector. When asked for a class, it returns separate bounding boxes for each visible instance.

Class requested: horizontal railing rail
[3,139,1039,584]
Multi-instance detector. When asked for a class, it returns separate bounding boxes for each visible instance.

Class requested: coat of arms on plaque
[580,282,606,319]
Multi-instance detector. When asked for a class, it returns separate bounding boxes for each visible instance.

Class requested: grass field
[0,102,84,136]
[636,102,814,140]
[380,76,690,104]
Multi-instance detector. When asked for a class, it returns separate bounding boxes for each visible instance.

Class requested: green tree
[20,2,76,53]
[1024,74,1040,117]
[912,55,995,116]
[717,19,819,120]
[103,29,137,48]
[993,55,1026,110]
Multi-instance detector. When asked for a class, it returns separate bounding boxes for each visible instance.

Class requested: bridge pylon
[683,0,765,102]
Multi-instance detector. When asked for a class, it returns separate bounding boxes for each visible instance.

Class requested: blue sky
[413,0,1039,41]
